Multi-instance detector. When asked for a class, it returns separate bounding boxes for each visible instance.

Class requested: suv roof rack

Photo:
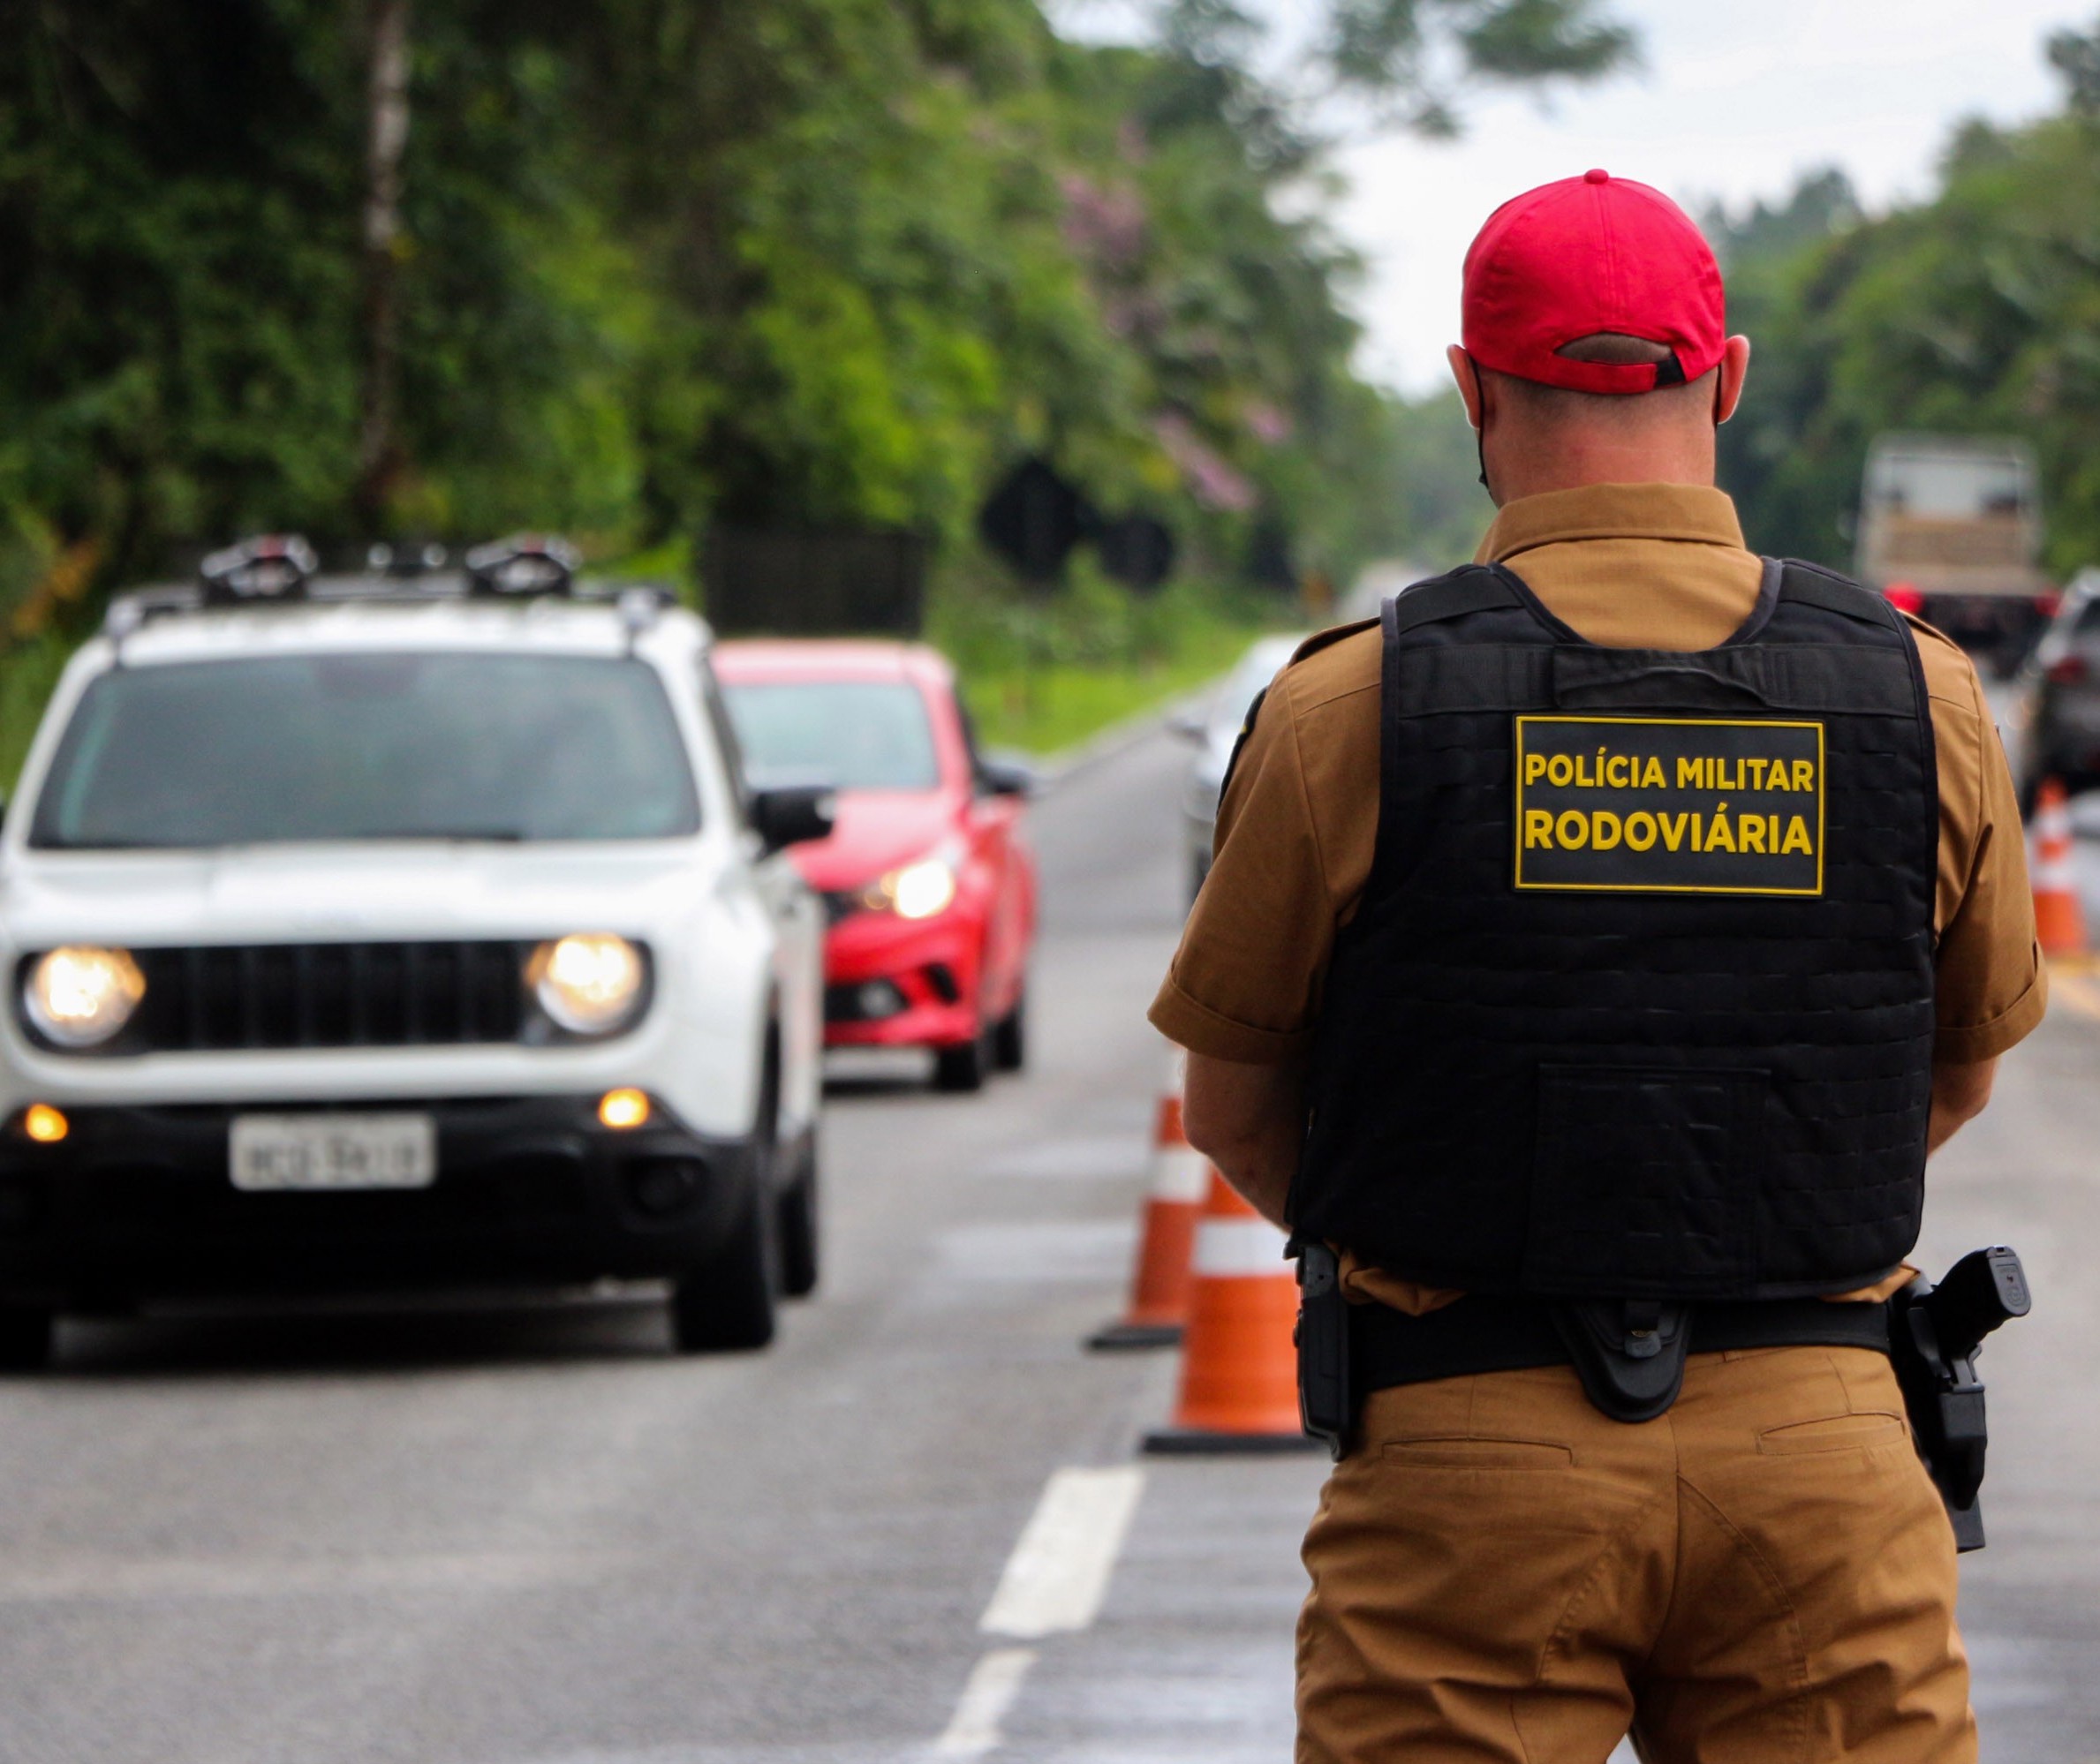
[102,532,680,646]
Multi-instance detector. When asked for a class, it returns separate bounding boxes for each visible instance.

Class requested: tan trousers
[1297,1346,1974,1764]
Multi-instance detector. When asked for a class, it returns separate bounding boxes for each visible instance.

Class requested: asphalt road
[0,722,2093,1762]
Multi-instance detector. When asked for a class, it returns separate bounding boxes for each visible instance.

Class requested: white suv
[0,537,830,1366]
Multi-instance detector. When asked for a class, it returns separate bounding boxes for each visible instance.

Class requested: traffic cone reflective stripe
[1142,1171,1318,1453]
[1088,1055,1207,1351]
[2031,777,2089,957]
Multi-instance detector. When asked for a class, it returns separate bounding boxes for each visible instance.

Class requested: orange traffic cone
[1089,1054,1207,1351]
[1142,1170,1319,1453]
[2031,777,2089,957]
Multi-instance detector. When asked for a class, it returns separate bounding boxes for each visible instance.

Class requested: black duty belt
[1353,1292,1892,1414]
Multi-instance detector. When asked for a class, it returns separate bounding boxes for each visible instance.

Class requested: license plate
[229,1113,437,1192]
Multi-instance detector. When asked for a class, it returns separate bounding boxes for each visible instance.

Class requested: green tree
[1712,21,2100,580]
[0,0,1639,623]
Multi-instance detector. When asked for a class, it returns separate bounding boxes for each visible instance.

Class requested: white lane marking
[1191,1215,1289,1278]
[932,1647,1037,1760]
[936,1222,1137,1284]
[986,1135,1150,1182]
[0,1549,623,1602]
[978,1466,1145,1640]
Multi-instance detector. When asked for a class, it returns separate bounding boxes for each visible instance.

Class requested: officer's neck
[1482,426,1718,508]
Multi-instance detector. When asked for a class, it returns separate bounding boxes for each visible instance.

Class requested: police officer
[1151,170,2044,1762]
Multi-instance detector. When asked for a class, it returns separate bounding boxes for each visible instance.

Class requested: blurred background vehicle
[1172,632,1307,903]
[2007,566,2100,807]
[0,537,831,1366]
[1855,434,2056,675]
[714,641,1038,1093]
[1336,560,1431,626]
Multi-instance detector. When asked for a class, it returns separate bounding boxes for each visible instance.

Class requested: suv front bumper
[0,1094,762,1304]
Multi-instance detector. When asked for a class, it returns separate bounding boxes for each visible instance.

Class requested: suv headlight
[526,934,647,1037]
[23,946,147,1049]
[859,844,960,921]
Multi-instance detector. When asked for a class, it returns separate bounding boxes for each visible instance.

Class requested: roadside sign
[1097,514,1176,593]
[979,457,1097,586]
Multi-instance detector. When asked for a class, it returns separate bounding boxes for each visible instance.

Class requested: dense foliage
[1715,15,2100,578]
[0,0,1631,637]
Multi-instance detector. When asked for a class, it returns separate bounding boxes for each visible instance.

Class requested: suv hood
[0,841,713,949]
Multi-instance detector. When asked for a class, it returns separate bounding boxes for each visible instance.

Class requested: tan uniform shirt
[1149,483,2048,1310]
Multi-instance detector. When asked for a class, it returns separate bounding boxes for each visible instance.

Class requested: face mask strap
[1470,356,1492,496]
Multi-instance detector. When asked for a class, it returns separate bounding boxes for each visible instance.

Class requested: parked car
[0,536,831,1368]
[2007,567,2100,804]
[1174,632,1308,903]
[713,641,1037,1093]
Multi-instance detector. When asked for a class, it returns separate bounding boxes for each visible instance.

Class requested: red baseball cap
[1462,169,1726,396]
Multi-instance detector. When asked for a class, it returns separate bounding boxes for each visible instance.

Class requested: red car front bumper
[820,901,982,1050]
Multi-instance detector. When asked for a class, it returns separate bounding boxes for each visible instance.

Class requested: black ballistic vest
[1292,558,1938,1301]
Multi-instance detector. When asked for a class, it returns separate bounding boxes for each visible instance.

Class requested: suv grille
[113,942,530,1053]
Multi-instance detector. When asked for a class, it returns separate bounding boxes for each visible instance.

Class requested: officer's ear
[1715,335,1752,426]
[1448,345,1484,429]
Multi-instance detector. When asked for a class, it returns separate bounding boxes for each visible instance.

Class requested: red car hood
[789,789,960,892]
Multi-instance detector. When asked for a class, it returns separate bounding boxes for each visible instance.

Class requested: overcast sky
[1053,0,2100,394]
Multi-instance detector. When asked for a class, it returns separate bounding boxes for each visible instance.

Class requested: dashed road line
[931,1647,1038,1760]
[978,1466,1145,1640]
[932,1465,1147,1760]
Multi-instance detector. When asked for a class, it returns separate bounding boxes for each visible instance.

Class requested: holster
[1888,1248,2031,1553]
[1550,1299,1692,1423]
[1296,1244,1351,1459]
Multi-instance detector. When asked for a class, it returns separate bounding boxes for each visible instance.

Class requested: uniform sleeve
[1147,680,1335,1064]
[1931,653,2047,1064]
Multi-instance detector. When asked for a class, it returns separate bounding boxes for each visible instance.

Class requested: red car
[712,641,1038,1091]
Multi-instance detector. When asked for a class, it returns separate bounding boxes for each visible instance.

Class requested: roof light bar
[465,534,580,599]
[199,534,317,606]
[367,540,449,577]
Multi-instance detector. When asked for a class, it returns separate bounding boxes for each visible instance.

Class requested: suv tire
[778,1138,820,1299]
[670,1187,779,1353]
[671,1041,782,1352]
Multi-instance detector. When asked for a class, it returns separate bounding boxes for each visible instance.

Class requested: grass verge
[934,564,1292,757]
[956,622,1266,755]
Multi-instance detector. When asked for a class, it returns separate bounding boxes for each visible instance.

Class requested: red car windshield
[721,680,941,792]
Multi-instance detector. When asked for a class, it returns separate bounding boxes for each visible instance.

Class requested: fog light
[0,1178,40,1232]
[857,981,906,1019]
[598,1088,652,1131]
[622,1156,703,1219]
[21,1104,67,1144]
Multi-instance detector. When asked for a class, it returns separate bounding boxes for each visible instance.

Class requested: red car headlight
[858,841,963,920]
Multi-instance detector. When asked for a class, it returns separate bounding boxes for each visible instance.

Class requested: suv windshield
[30,652,700,848]
[721,680,940,792]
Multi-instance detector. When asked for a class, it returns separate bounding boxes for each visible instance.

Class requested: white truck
[1854,434,2051,672]
[0,536,831,1366]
